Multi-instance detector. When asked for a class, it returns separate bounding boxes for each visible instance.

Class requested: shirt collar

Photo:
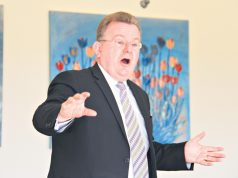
[98,63,127,87]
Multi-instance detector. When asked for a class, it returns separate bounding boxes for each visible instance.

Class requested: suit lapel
[90,64,128,141]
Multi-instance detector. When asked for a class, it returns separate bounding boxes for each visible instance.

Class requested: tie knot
[116,82,126,91]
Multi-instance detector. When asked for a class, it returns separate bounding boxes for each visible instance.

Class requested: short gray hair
[96,11,141,40]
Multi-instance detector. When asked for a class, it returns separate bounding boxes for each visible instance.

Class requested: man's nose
[123,42,132,53]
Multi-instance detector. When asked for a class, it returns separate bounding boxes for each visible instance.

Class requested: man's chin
[118,72,133,82]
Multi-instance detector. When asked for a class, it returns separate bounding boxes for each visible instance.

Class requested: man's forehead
[103,22,141,38]
[110,34,141,41]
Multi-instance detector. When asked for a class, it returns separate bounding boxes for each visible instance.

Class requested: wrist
[57,113,71,123]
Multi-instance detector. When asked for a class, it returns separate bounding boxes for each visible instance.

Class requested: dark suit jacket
[33,64,192,178]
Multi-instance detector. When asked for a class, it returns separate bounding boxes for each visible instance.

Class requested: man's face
[95,22,141,82]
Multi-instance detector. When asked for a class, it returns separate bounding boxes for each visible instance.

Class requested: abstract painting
[50,11,190,144]
[0,6,3,146]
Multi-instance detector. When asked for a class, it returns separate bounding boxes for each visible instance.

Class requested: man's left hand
[184,132,225,166]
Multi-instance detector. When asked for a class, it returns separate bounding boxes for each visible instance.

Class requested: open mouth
[121,58,130,64]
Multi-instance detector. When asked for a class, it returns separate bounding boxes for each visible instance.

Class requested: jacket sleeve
[32,71,77,136]
[153,141,194,171]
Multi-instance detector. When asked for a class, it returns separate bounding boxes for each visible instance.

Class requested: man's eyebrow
[113,35,141,41]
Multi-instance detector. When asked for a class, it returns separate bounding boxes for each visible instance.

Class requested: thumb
[83,107,97,117]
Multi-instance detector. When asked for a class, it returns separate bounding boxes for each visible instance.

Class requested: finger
[83,108,97,117]
[81,92,90,98]
[206,155,222,162]
[200,160,213,166]
[208,152,225,158]
[206,146,224,152]
[73,92,90,102]
[191,132,206,142]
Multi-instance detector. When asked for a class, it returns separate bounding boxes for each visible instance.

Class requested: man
[33,12,224,178]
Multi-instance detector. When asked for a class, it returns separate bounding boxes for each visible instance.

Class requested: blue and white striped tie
[116,82,149,178]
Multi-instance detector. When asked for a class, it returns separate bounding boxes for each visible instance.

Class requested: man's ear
[92,41,101,58]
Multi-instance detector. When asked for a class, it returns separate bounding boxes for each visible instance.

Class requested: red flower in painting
[171,77,179,85]
[56,61,64,71]
[162,74,171,83]
[174,63,182,73]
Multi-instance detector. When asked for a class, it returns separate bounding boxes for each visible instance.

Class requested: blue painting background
[50,11,190,143]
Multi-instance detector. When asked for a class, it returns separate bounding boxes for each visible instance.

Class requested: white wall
[0,0,237,177]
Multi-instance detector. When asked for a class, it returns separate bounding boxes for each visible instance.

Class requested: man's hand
[185,132,225,166]
[57,92,97,122]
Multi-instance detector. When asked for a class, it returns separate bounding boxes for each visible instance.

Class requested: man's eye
[131,43,138,47]
[116,40,125,45]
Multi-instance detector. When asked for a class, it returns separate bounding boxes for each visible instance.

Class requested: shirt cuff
[54,118,74,133]
[186,163,192,169]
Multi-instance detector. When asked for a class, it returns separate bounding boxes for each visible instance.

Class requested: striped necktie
[116,82,149,178]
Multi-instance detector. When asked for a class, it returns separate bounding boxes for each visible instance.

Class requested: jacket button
[124,158,130,164]
[46,122,52,128]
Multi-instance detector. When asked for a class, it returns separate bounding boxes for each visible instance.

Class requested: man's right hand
[57,92,97,122]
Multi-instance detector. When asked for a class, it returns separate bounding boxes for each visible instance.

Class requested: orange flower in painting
[91,60,97,66]
[172,95,177,104]
[177,87,184,98]
[70,47,78,57]
[62,54,70,65]
[156,90,163,99]
[166,38,175,49]
[159,78,165,88]
[150,78,156,88]
[86,46,95,58]
[155,77,160,86]
[134,70,141,78]
[73,61,81,70]
[169,56,178,68]
[160,60,167,71]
